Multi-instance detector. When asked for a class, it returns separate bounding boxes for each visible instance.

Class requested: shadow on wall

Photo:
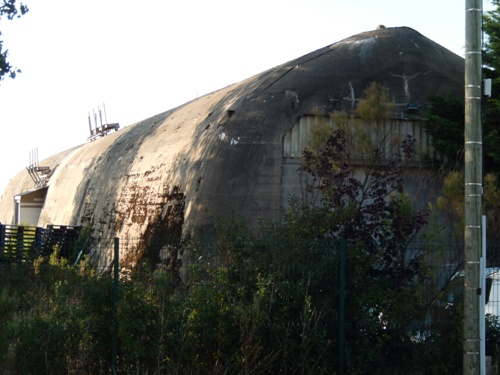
[73,111,174,266]
[157,71,302,235]
[122,185,185,272]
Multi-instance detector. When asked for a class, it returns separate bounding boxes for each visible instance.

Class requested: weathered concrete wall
[0,27,465,266]
[0,78,293,266]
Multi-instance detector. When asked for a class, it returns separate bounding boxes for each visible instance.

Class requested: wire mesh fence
[91,236,474,373]
[2,230,500,374]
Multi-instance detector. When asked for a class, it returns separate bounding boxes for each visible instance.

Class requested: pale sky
[0,0,495,199]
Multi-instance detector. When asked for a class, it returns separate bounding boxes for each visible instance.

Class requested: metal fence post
[112,238,119,374]
[338,239,346,375]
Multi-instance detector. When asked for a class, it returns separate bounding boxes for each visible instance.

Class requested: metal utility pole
[464,1,483,374]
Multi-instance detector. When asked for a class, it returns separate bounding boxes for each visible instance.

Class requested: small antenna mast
[99,106,103,127]
[86,103,119,142]
[88,112,93,135]
[103,102,109,125]
[93,109,98,132]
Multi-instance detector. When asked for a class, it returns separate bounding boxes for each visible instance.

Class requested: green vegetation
[0,217,476,374]
[0,0,28,81]
[423,2,500,176]
[483,0,500,75]
[423,93,500,175]
[5,35,500,370]
[356,82,395,124]
[481,2,500,174]
[423,94,464,168]
[3,5,500,373]
[0,124,486,374]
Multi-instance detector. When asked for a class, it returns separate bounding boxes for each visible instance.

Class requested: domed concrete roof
[0,27,464,266]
